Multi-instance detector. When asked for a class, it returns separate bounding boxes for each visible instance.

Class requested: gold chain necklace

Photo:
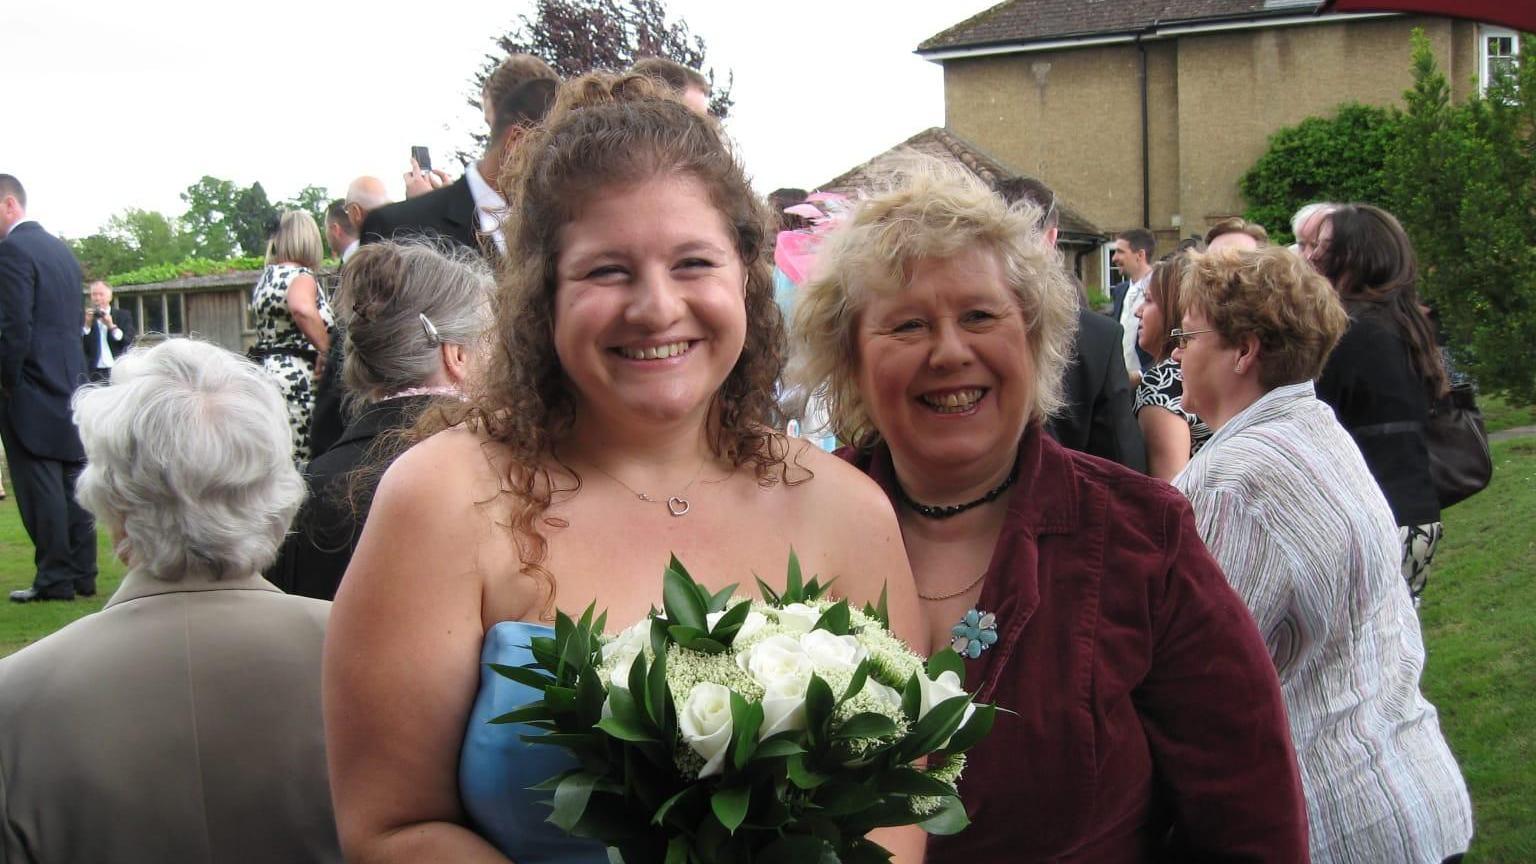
[917,570,989,601]
[583,458,707,517]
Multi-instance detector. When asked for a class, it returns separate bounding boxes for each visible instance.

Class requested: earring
[1234,363,1244,374]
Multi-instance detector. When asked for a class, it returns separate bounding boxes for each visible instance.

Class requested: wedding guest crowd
[0,51,1478,864]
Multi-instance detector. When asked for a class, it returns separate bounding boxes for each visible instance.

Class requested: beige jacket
[0,571,341,864]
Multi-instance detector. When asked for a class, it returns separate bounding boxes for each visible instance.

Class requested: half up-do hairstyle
[420,72,788,606]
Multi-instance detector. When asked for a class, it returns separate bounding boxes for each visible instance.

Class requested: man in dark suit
[997,176,1146,471]
[0,175,97,602]
[81,280,135,382]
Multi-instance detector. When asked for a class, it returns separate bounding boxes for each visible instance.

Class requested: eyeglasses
[1169,327,1215,349]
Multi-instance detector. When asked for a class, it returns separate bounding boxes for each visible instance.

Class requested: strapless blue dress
[460,621,610,863]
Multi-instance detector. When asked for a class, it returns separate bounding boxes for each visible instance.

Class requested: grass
[1480,393,1536,434]
[0,441,1531,858]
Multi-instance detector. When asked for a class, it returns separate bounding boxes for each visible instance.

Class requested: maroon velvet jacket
[844,427,1309,862]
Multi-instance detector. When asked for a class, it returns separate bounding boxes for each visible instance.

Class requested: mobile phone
[411,145,432,172]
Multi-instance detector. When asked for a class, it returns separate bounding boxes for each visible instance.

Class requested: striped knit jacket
[1175,381,1473,863]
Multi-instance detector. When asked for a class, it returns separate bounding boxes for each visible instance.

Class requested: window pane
[145,293,166,333]
[168,293,184,334]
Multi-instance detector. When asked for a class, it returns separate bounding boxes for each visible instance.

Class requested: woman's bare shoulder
[778,440,900,537]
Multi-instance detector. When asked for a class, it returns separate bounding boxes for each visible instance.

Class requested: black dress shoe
[75,581,97,597]
[9,587,74,603]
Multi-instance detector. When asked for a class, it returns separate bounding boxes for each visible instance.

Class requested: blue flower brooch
[950,609,998,659]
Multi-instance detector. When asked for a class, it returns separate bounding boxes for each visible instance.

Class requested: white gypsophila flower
[774,602,821,634]
[917,669,978,747]
[678,682,736,778]
[799,629,867,675]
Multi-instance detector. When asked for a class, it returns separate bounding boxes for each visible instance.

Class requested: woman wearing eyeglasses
[1132,254,1212,481]
[1172,247,1472,864]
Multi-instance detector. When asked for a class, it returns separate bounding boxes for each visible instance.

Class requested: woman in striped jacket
[1171,246,1472,864]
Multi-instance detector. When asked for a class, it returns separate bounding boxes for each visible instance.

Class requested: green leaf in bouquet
[786,754,828,789]
[664,836,689,864]
[815,780,875,816]
[759,833,836,864]
[626,651,652,719]
[666,625,705,645]
[488,663,556,691]
[900,695,972,759]
[576,665,607,726]
[832,712,898,741]
[925,647,965,682]
[488,703,554,726]
[728,692,764,771]
[663,564,708,632]
[707,600,752,644]
[530,636,559,668]
[901,676,922,722]
[652,784,703,827]
[785,548,805,601]
[875,767,958,798]
[804,674,835,746]
[841,838,897,864]
[684,637,729,655]
[917,795,970,835]
[941,702,996,754]
[546,685,579,714]
[601,686,657,743]
[838,659,870,709]
[753,735,806,759]
[861,584,891,630]
[646,644,671,736]
[706,583,738,613]
[754,573,782,605]
[710,784,751,834]
[547,771,598,831]
[812,600,851,636]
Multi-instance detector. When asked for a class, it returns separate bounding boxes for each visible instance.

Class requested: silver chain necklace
[583,459,707,517]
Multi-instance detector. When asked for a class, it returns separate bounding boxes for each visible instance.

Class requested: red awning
[1319,0,1536,32]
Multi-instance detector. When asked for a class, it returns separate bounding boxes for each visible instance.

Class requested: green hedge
[103,256,339,287]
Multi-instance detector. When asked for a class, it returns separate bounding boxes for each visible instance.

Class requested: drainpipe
[1137,32,1151,230]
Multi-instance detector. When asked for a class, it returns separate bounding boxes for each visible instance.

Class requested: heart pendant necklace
[585,459,706,518]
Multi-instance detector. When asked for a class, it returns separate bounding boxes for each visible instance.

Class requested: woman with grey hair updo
[791,157,1308,861]
[0,337,340,863]
[270,240,494,600]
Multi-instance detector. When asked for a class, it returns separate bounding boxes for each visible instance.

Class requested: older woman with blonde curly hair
[1172,247,1472,863]
[323,73,927,863]
[791,158,1307,862]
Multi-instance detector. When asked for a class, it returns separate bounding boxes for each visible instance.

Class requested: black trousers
[88,367,112,383]
[0,406,96,595]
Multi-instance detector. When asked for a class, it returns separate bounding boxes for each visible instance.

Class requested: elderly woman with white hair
[0,338,341,864]
[271,240,494,600]
[792,159,1308,862]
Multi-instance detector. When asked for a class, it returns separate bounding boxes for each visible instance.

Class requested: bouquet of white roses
[491,553,994,864]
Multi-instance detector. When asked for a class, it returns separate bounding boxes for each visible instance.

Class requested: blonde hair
[790,156,1079,449]
[265,210,323,270]
[1182,247,1349,389]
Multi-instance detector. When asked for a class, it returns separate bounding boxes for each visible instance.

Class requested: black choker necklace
[894,461,1020,520]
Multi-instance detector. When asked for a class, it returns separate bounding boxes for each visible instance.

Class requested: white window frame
[1101,243,1126,294]
[1480,25,1519,94]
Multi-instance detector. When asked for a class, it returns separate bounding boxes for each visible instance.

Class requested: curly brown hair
[1182,247,1350,389]
[422,72,788,603]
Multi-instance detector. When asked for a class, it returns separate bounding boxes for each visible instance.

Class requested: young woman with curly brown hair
[322,74,926,864]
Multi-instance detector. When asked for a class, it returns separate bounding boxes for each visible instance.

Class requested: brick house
[916,0,1517,290]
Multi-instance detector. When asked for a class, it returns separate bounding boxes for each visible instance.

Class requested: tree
[105,208,192,266]
[179,176,242,260]
[231,182,279,258]
[459,0,733,158]
[69,233,140,283]
[284,184,331,241]
[1384,29,1536,403]
[1239,103,1399,244]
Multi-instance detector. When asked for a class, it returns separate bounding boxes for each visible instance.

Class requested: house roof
[819,127,1104,242]
[919,0,1324,54]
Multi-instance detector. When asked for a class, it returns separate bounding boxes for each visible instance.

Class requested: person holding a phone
[403,146,452,199]
[81,280,135,382]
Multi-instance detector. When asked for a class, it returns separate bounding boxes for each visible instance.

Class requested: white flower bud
[678,682,736,778]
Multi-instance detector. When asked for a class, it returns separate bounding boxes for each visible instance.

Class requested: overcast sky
[2,0,1000,240]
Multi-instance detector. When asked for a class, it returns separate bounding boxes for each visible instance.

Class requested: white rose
[706,608,769,642]
[862,678,903,713]
[602,619,652,689]
[916,670,977,747]
[799,629,867,674]
[775,603,821,634]
[759,682,809,739]
[678,682,736,778]
[737,634,815,696]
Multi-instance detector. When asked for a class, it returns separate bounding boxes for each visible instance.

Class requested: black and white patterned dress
[1133,358,1213,456]
[250,263,334,463]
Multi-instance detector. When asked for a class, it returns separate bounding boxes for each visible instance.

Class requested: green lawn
[0,442,1532,859]
[1481,393,1536,434]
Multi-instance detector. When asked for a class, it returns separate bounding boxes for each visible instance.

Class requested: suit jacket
[1109,279,1130,319]
[272,394,429,599]
[844,430,1308,862]
[359,175,480,252]
[1048,309,1147,472]
[0,221,87,461]
[81,306,136,368]
[0,570,341,864]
